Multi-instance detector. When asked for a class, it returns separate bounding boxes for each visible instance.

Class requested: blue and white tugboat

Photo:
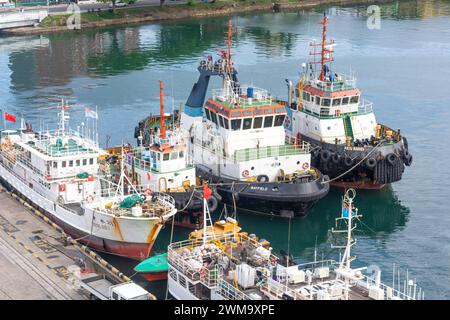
[179,21,329,218]
[283,15,412,189]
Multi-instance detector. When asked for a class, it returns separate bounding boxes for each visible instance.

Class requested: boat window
[320,108,329,116]
[350,96,359,104]
[157,153,160,160]
[163,153,170,161]
[295,88,299,98]
[76,160,80,166]
[210,112,218,125]
[205,108,211,121]
[218,115,225,128]
[69,160,73,167]
[322,98,331,107]
[332,98,341,106]
[315,96,321,105]
[171,152,178,160]
[253,117,263,129]
[342,97,349,105]
[223,117,229,129]
[274,115,285,127]
[179,151,184,158]
[242,118,252,130]
[231,119,242,131]
[62,161,66,168]
[53,161,57,168]
[264,116,273,128]
[179,275,187,288]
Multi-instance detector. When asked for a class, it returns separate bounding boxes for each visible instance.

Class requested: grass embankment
[38,0,280,28]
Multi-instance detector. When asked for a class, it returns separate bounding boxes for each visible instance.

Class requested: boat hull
[0,164,166,261]
[139,271,168,282]
[197,167,329,218]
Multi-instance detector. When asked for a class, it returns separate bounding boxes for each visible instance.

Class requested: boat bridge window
[171,152,178,160]
[53,161,57,168]
[231,119,242,131]
[62,161,66,168]
[223,117,229,129]
[205,108,211,121]
[218,115,225,128]
[210,112,218,125]
[264,116,273,128]
[320,108,329,116]
[350,96,359,104]
[243,118,252,130]
[163,153,170,161]
[302,91,311,101]
[76,160,80,167]
[332,98,341,106]
[342,97,349,105]
[83,159,87,166]
[253,117,263,129]
[89,158,94,165]
[322,98,331,107]
[315,96,321,105]
[69,160,73,167]
[274,115,286,127]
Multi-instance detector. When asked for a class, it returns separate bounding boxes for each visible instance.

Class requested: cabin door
[158,177,167,192]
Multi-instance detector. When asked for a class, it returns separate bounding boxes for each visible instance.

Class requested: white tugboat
[167,189,424,300]
[0,104,177,261]
[283,15,412,189]
[180,21,329,218]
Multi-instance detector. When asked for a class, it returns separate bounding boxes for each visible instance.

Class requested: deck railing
[232,142,310,162]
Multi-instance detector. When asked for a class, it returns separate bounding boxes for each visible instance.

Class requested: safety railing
[232,143,310,162]
[217,279,252,300]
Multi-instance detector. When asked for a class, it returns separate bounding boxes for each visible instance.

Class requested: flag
[4,112,16,123]
[85,107,98,119]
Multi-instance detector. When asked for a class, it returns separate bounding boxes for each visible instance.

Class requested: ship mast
[159,80,166,141]
[310,14,335,81]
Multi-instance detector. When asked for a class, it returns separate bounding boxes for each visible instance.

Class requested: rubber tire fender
[365,157,377,170]
[257,174,269,183]
[207,196,218,212]
[344,155,353,167]
[320,149,331,162]
[386,153,397,166]
[404,154,413,166]
[331,152,340,164]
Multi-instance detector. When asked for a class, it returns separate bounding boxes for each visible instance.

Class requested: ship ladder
[343,115,354,142]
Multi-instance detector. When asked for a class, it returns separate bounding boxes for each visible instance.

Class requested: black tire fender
[386,153,397,166]
[331,152,340,164]
[404,154,413,166]
[365,157,377,169]
[320,149,331,162]
[344,155,353,167]
[257,174,269,183]
[207,196,218,212]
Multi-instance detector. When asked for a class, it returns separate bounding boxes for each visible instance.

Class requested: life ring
[207,196,218,212]
[242,170,250,178]
[257,174,269,183]
[302,162,309,170]
[386,153,397,166]
[344,155,354,167]
[85,195,94,203]
[320,149,331,162]
[365,157,377,170]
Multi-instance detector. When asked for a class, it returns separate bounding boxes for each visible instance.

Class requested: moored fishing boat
[120,81,221,229]
[282,15,412,189]
[0,104,176,261]
[179,21,329,218]
[167,189,425,300]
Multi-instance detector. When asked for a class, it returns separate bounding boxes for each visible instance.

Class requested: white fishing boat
[167,189,424,300]
[0,103,176,261]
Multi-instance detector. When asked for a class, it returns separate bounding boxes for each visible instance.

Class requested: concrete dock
[0,188,86,300]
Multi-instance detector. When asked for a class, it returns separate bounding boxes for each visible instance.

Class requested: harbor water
[1,0,449,299]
